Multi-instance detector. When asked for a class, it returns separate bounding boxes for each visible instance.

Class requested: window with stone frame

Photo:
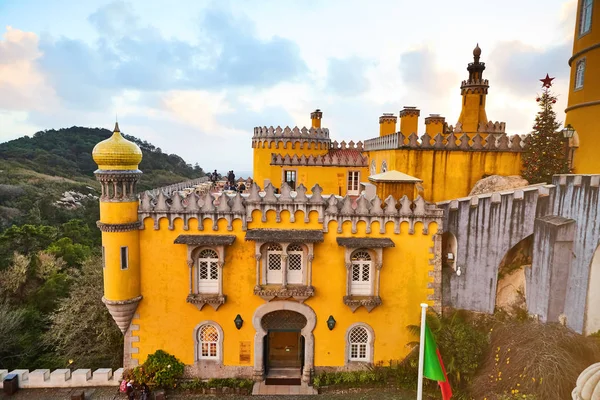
[197,249,219,294]
[266,243,283,284]
[350,250,372,296]
[579,0,593,36]
[286,243,304,284]
[347,324,374,363]
[575,59,586,90]
[197,323,220,360]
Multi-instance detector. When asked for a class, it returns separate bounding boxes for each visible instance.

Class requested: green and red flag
[423,322,452,400]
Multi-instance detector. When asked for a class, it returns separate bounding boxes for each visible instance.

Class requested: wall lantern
[327,315,336,331]
[456,266,462,277]
[234,314,243,330]
[562,124,575,139]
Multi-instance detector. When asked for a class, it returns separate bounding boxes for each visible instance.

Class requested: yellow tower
[456,44,489,134]
[92,122,143,334]
[566,0,600,173]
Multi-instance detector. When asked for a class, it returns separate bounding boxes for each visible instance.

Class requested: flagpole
[417,303,429,400]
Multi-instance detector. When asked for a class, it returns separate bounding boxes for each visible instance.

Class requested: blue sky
[0,0,576,174]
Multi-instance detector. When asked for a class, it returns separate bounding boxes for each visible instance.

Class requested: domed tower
[92,122,143,334]
[456,44,490,135]
[565,0,600,173]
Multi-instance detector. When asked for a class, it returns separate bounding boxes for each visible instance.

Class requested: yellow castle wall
[367,148,523,202]
[128,210,437,367]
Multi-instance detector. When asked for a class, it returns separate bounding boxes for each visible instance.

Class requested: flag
[423,322,452,400]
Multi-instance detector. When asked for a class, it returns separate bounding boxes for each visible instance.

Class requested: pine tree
[522,74,569,184]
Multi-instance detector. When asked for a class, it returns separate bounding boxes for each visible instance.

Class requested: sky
[0,0,577,176]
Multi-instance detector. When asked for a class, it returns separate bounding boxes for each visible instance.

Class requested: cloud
[399,47,459,95]
[487,41,571,97]
[325,57,373,96]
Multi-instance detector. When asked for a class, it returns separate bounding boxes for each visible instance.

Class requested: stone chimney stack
[379,113,397,137]
[424,114,446,136]
[399,106,420,135]
[311,109,323,129]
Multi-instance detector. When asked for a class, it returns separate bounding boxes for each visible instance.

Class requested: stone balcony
[254,285,315,303]
[343,295,382,312]
[186,293,227,311]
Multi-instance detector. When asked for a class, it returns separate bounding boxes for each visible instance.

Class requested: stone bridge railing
[0,368,122,388]
[148,176,210,196]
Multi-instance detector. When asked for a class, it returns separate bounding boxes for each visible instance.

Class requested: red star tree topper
[522,74,569,183]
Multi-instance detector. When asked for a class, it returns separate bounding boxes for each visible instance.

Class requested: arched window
[198,249,219,293]
[381,160,388,173]
[287,244,304,284]
[197,324,220,360]
[575,59,586,90]
[348,325,371,361]
[266,243,283,284]
[351,250,372,295]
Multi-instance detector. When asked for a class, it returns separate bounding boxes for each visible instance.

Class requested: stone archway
[252,301,316,383]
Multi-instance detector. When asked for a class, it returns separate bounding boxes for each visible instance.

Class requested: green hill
[0,126,205,191]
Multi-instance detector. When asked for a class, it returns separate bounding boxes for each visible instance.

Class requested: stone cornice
[568,42,600,66]
[186,293,227,311]
[254,285,315,303]
[343,295,382,312]
[96,221,142,232]
[565,99,600,113]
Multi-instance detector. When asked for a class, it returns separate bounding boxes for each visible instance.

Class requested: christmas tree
[522,74,569,184]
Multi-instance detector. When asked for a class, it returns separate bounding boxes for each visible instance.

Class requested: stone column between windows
[375,262,383,296]
[218,262,224,296]
[307,254,314,286]
[345,263,352,296]
[281,254,289,288]
[254,254,261,288]
[187,259,194,295]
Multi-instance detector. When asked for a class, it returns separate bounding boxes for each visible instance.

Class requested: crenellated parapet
[460,78,489,94]
[271,152,368,167]
[138,182,443,235]
[252,126,332,150]
[364,132,527,152]
[0,368,123,388]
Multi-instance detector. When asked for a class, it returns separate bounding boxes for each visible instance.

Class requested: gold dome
[92,122,143,170]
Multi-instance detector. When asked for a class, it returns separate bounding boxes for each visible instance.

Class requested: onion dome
[572,362,600,399]
[473,43,482,57]
[92,122,142,170]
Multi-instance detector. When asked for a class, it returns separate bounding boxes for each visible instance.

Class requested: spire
[473,43,481,63]
[114,121,120,133]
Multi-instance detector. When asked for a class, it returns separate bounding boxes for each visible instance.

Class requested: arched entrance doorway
[252,301,316,383]
[495,235,533,315]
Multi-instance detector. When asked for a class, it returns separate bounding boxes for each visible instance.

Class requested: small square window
[120,246,128,270]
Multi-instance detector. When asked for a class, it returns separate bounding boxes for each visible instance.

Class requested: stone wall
[0,368,122,388]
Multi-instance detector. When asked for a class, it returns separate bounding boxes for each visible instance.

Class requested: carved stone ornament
[254,285,315,303]
[96,221,142,233]
[186,293,227,311]
[343,295,382,312]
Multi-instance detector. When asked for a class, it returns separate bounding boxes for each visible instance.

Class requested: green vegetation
[0,127,207,370]
[126,350,185,389]
[179,377,254,392]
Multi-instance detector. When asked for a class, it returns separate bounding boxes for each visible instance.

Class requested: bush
[471,321,600,400]
[178,378,253,391]
[130,350,185,389]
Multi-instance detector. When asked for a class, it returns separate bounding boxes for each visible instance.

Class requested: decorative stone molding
[187,294,227,311]
[96,221,142,233]
[344,323,375,366]
[379,114,397,124]
[138,182,443,237]
[271,150,367,167]
[343,296,382,312]
[94,170,142,202]
[252,301,317,383]
[102,295,142,334]
[364,132,524,152]
[193,320,224,365]
[399,107,420,117]
[253,285,315,303]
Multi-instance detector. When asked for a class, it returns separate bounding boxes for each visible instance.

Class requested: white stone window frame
[345,323,375,365]
[347,171,361,196]
[255,241,314,288]
[579,0,593,37]
[193,320,224,365]
[575,58,586,91]
[187,245,226,296]
[344,248,383,298]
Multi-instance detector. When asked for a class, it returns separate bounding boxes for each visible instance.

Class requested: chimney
[399,106,420,135]
[311,109,323,129]
[379,113,397,136]
[424,114,446,136]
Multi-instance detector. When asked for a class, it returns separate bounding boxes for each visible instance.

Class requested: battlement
[148,176,210,196]
[252,126,331,140]
[0,368,123,389]
[436,183,553,211]
[363,132,526,152]
[461,78,489,87]
[138,182,443,235]
[271,150,368,167]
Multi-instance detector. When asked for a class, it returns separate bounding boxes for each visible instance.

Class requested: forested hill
[0,126,205,190]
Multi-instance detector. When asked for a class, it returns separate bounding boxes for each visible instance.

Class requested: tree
[522,74,570,184]
[45,256,123,369]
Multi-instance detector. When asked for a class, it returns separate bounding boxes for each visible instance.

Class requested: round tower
[92,122,143,334]
[565,0,600,173]
[456,44,490,135]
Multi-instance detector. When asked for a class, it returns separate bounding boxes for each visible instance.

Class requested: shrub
[471,321,600,400]
[130,350,185,389]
